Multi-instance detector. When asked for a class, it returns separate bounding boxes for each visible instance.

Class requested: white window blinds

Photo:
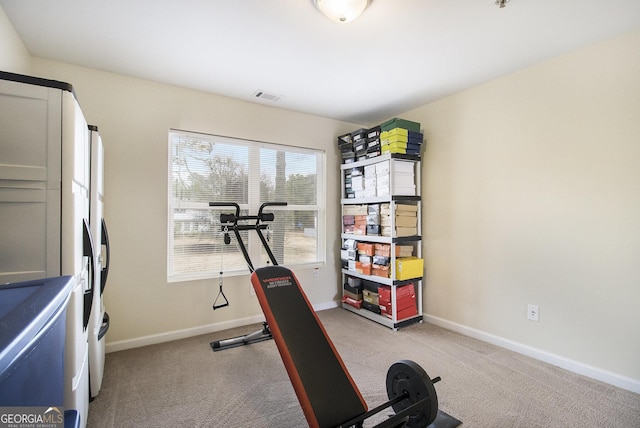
[168,130,325,282]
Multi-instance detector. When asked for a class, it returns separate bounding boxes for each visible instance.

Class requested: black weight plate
[386,360,438,427]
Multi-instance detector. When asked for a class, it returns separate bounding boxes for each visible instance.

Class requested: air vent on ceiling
[253,90,283,102]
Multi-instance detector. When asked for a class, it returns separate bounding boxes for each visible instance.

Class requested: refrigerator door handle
[100,218,110,295]
[82,218,95,331]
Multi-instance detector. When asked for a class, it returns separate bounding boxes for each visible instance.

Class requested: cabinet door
[0,80,62,283]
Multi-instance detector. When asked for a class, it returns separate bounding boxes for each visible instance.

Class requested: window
[168,129,325,282]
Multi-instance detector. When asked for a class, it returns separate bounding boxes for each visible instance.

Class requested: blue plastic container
[0,276,73,406]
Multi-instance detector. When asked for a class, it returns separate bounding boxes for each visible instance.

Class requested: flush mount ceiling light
[495,0,511,8]
[313,0,371,23]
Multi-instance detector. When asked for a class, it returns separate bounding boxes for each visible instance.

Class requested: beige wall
[30,58,358,349]
[403,29,640,386]
[0,6,30,74]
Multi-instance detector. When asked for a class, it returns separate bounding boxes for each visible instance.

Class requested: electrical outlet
[527,304,539,322]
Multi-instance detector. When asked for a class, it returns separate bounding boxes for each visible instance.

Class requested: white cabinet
[0,71,96,428]
[340,153,423,330]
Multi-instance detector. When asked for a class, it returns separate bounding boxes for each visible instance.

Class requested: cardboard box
[362,289,379,305]
[380,118,421,133]
[367,214,380,225]
[343,289,363,301]
[365,176,377,189]
[343,239,357,250]
[375,161,390,175]
[392,172,415,188]
[351,128,367,139]
[395,227,418,237]
[372,264,389,278]
[396,257,424,280]
[368,204,380,214]
[362,280,379,293]
[342,153,356,164]
[376,186,390,197]
[396,245,414,257]
[353,140,366,152]
[394,215,417,228]
[362,301,381,314]
[367,138,380,149]
[343,215,355,225]
[384,127,408,137]
[374,243,391,252]
[357,242,374,256]
[353,225,367,235]
[376,173,390,188]
[378,283,415,303]
[343,204,368,216]
[342,295,362,309]
[364,164,377,177]
[372,255,390,266]
[395,161,415,174]
[378,283,417,320]
[346,276,363,288]
[355,261,371,275]
[337,133,352,146]
[366,224,380,236]
[383,304,418,321]
[379,297,416,316]
[366,148,381,159]
[396,203,418,213]
[362,188,377,198]
[381,145,406,155]
[382,136,408,145]
[392,185,416,196]
[367,126,381,139]
[352,175,364,191]
[347,166,363,177]
[354,215,367,225]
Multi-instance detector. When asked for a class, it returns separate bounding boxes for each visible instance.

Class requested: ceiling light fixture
[495,0,511,8]
[313,0,371,23]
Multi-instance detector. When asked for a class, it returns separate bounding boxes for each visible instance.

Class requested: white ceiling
[2,0,640,124]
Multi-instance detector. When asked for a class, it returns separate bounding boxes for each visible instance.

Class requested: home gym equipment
[208,202,286,350]
[208,202,457,428]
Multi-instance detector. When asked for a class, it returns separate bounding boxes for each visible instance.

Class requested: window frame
[167,129,326,283]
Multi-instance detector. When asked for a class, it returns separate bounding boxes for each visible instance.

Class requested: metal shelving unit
[340,153,423,330]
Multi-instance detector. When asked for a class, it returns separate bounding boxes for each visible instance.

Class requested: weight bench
[209,202,460,427]
[252,265,457,428]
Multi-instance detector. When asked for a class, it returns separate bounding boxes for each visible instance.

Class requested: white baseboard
[424,314,640,394]
[105,314,267,353]
[105,300,340,354]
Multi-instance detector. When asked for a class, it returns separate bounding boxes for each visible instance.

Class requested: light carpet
[87,308,640,427]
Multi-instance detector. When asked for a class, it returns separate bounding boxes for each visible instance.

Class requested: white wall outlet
[527,304,539,322]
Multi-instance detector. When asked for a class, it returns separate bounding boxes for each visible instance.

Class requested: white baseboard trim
[424,314,640,394]
[105,300,340,354]
[105,314,266,354]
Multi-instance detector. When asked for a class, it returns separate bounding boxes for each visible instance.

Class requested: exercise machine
[208,202,457,428]
[208,202,287,351]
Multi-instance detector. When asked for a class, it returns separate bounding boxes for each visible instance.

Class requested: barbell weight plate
[385,360,438,427]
